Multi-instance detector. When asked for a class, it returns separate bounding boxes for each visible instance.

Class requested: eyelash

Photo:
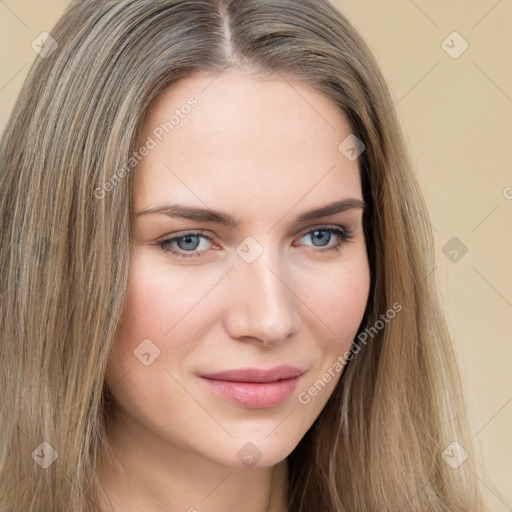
[156,226,354,259]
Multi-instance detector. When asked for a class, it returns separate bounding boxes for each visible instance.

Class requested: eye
[156,226,354,259]
[157,231,215,258]
[295,226,354,254]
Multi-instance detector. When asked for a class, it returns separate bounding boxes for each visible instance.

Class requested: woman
[0,0,488,510]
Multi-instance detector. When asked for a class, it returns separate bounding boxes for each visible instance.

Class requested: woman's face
[105,70,370,469]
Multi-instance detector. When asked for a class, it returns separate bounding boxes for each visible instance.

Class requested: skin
[100,69,371,512]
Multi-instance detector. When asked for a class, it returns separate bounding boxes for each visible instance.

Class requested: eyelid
[156,230,216,258]
[293,225,354,249]
[156,225,351,245]
[156,224,354,258]
[296,223,351,238]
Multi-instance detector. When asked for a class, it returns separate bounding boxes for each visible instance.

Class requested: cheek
[298,268,370,376]
[334,266,370,332]
[292,256,370,410]
[298,255,371,352]
[106,250,220,384]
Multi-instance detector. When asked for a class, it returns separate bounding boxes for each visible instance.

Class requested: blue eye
[297,227,353,252]
[157,231,213,258]
[157,226,353,259]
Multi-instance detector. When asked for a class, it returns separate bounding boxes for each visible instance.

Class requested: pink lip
[199,365,305,409]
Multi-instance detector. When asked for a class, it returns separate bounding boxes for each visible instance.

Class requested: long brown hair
[0,0,487,510]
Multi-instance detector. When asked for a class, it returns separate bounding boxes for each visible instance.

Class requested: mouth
[198,365,305,409]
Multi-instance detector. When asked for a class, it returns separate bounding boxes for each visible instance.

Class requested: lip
[201,365,305,383]
[199,365,305,409]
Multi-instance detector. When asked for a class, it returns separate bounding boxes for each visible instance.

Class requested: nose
[223,246,300,347]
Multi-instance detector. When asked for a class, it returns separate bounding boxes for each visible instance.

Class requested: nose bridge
[225,242,299,344]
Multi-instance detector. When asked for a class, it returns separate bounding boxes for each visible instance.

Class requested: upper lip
[200,365,305,383]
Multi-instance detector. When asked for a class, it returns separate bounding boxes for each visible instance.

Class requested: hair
[0,0,488,510]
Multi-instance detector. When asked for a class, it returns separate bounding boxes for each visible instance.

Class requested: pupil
[312,230,330,246]
[178,235,200,251]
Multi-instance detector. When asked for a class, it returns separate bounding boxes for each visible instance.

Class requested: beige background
[1,0,511,508]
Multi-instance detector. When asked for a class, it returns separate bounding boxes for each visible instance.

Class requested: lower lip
[199,376,302,409]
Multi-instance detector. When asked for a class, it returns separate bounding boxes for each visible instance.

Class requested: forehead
[133,71,363,212]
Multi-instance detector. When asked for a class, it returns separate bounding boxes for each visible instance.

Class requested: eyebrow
[135,198,366,228]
